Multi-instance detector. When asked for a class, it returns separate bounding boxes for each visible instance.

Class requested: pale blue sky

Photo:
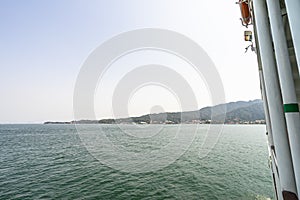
[0,0,260,123]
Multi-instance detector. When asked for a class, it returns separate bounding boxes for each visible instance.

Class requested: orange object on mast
[239,0,251,26]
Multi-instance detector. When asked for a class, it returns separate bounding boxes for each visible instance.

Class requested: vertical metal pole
[272,154,284,200]
[252,0,298,198]
[266,0,300,195]
[253,10,280,198]
[284,0,300,74]
[253,7,281,199]
[259,71,274,147]
[252,6,274,149]
[260,70,282,200]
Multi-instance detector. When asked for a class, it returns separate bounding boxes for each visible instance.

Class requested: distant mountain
[45,100,265,124]
[223,101,265,122]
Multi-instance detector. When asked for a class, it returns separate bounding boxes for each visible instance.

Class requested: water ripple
[0,124,273,199]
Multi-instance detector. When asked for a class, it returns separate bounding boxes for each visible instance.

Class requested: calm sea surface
[0,124,274,199]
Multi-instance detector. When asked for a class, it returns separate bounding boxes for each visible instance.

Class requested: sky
[0,0,261,123]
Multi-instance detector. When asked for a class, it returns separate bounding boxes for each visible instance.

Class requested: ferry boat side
[237,0,300,199]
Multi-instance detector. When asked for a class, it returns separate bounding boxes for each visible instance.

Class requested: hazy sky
[0,0,261,123]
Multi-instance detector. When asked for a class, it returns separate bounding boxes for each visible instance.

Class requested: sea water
[0,124,273,199]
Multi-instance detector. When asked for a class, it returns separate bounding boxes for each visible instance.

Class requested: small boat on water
[237,0,300,199]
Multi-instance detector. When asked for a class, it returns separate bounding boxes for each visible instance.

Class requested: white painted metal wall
[251,0,300,199]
